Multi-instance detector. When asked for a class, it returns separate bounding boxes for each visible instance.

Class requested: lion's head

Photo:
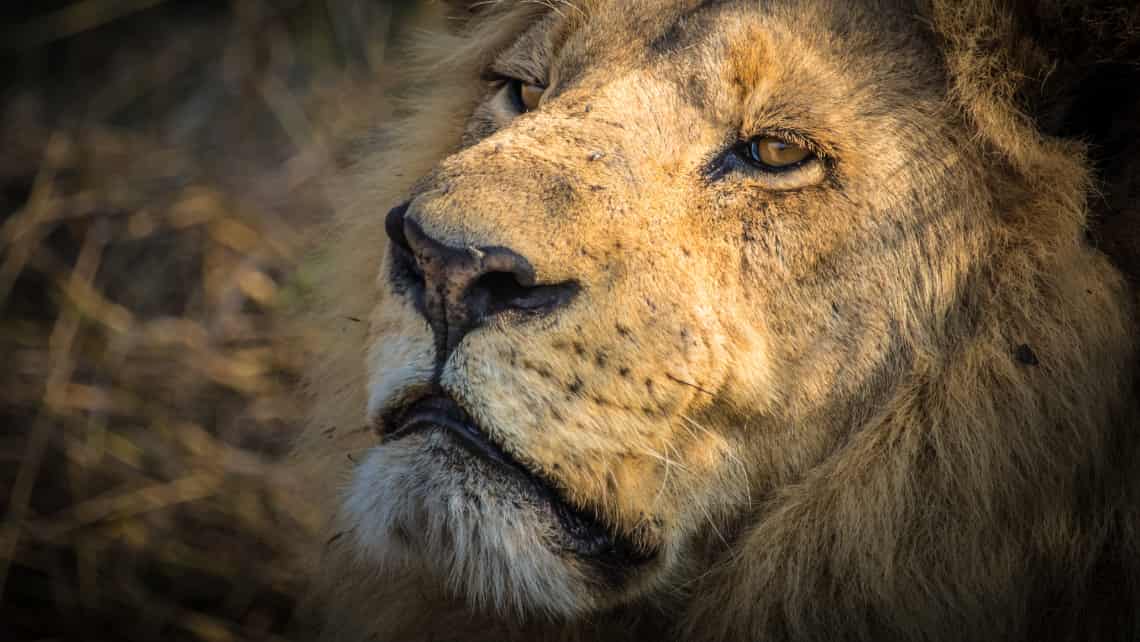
[300,1,1140,640]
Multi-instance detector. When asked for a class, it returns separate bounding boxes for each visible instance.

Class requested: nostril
[471,269,580,318]
[508,280,581,313]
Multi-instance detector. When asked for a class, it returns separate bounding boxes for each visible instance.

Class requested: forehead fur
[480,0,950,158]
[438,0,1105,241]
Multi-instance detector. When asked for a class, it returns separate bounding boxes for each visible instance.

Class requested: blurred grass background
[1,1,430,639]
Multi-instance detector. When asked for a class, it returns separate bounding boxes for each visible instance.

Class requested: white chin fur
[364,332,435,419]
[342,432,592,618]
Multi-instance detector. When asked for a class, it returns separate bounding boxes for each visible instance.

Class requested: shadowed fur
[296,1,1140,640]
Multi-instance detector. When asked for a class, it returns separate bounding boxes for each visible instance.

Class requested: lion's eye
[508,79,546,113]
[741,136,813,170]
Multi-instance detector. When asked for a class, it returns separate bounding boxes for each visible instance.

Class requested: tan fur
[297,1,1140,640]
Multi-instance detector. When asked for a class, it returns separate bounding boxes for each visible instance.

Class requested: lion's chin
[342,431,598,618]
[339,431,588,615]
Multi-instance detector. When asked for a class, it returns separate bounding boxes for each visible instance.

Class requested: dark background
[1,2,426,640]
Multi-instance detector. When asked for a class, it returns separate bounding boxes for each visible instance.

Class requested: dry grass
[0,1,428,639]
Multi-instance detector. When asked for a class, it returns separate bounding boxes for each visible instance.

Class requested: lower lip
[390,410,517,470]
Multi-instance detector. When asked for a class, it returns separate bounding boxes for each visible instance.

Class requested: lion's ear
[933,0,1140,276]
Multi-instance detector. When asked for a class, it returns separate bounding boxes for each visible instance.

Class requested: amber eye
[508,79,546,113]
[742,136,813,170]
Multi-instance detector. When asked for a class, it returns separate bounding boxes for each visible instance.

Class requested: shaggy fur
[297,1,1140,640]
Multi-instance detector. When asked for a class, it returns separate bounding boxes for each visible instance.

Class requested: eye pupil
[511,79,545,113]
[744,136,812,170]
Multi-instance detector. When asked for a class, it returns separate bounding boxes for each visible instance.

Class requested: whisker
[666,374,716,397]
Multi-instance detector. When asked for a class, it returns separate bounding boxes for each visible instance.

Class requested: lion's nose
[385,202,578,352]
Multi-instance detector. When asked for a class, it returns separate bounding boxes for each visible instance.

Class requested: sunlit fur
[296,1,1140,640]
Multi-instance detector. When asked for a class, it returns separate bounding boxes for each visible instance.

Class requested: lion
[295,0,1140,640]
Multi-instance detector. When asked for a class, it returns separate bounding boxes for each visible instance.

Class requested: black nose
[385,202,578,352]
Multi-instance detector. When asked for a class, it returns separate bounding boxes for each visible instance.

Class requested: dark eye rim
[733,135,818,173]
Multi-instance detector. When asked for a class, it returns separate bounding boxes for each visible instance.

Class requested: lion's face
[345,0,993,617]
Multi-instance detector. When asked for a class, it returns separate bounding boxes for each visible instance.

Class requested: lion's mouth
[383,393,655,572]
